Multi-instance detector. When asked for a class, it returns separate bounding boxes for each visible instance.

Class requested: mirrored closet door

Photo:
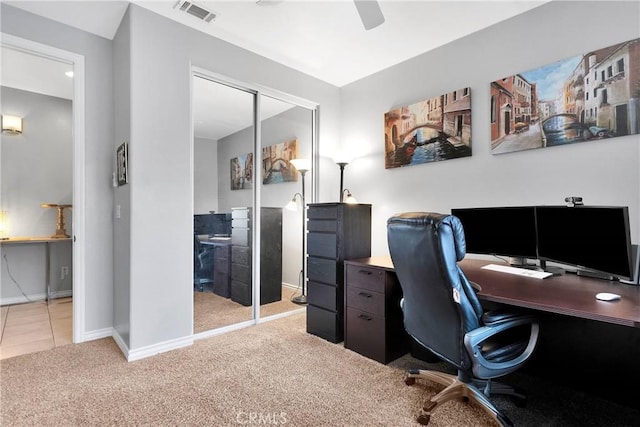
[193,74,316,334]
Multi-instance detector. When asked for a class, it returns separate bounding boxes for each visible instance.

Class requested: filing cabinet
[306,203,371,343]
[211,241,231,297]
[231,207,282,306]
[344,260,408,364]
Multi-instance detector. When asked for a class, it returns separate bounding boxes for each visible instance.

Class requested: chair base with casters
[404,368,525,426]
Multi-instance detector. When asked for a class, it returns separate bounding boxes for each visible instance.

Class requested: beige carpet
[194,286,301,333]
[0,312,497,427]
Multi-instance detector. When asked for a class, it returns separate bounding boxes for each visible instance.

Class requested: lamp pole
[337,162,347,202]
[292,169,308,304]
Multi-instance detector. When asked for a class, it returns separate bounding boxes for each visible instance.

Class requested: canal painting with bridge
[384,87,472,169]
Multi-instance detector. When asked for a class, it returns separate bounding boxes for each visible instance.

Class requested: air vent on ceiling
[174,1,217,23]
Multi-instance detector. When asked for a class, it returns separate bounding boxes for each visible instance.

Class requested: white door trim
[1,33,86,343]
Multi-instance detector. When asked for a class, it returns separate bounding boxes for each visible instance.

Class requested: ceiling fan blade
[353,0,385,30]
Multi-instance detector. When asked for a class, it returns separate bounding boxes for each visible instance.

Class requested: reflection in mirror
[259,95,314,317]
[192,76,314,334]
[193,76,255,333]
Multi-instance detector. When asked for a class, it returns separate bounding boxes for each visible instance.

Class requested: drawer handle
[358,292,372,298]
[358,314,372,321]
[358,270,372,275]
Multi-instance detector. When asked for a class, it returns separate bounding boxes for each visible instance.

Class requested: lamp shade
[290,158,311,172]
[2,115,22,135]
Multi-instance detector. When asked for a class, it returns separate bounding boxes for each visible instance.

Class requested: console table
[1,236,72,301]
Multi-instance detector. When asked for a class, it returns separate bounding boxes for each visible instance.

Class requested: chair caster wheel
[405,377,416,386]
[416,414,430,425]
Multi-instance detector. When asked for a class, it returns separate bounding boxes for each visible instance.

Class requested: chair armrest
[463,315,539,379]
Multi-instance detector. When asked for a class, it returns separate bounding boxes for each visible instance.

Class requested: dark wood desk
[353,256,640,328]
[348,256,640,407]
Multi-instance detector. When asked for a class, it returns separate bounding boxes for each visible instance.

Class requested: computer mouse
[595,292,621,301]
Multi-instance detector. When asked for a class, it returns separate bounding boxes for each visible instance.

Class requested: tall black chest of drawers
[231,207,283,306]
[306,203,371,343]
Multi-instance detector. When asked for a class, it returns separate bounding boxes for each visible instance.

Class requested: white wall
[339,1,640,258]
[1,5,114,337]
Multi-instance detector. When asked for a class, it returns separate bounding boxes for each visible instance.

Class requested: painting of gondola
[230,153,253,190]
[262,139,298,184]
[384,88,472,169]
[490,37,640,155]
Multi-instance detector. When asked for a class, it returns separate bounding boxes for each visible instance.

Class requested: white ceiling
[2,0,549,139]
[5,0,549,87]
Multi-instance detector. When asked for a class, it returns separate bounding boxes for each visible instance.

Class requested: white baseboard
[51,289,73,299]
[0,290,72,306]
[1,293,47,306]
[112,329,129,358]
[83,327,114,342]
[126,335,194,362]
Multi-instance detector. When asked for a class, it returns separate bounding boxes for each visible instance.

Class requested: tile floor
[0,297,72,360]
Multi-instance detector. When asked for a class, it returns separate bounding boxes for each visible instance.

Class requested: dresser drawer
[231,263,251,284]
[232,229,251,247]
[346,286,385,317]
[307,220,337,233]
[308,232,337,258]
[232,208,250,219]
[308,205,338,220]
[307,257,337,285]
[345,264,386,293]
[307,305,342,343]
[345,307,386,363]
[232,218,250,229]
[308,281,339,312]
[232,245,251,266]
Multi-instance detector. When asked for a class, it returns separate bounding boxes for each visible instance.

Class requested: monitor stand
[508,257,540,270]
[538,260,564,276]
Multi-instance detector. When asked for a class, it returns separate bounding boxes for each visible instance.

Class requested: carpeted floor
[194,286,301,333]
[2,312,639,426]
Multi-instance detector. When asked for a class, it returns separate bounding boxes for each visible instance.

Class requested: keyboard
[482,264,553,279]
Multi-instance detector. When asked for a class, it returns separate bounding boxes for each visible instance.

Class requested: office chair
[387,212,539,426]
[194,234,213,291]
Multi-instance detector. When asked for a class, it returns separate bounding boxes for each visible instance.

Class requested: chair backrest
[387,212,484,370]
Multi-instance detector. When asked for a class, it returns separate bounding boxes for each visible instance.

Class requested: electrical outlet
[61,266,69,280]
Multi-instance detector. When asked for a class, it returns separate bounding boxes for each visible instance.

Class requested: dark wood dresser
[231,207,283,306]
[306,203,371,343]
[343,258,408,364]
[211,241,231,297]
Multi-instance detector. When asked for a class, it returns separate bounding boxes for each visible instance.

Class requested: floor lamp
[288,158,310,305]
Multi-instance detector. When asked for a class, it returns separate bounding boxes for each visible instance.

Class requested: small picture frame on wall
[117,141,128,186]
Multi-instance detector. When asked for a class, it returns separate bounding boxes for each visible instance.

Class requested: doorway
[0,33,86,357]
[192,70,315,336]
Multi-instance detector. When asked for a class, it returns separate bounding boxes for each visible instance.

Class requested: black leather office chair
[387,212,539,426]
[194,234,213,291]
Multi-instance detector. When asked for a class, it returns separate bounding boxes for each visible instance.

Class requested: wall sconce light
[0,211,9,240]
[342,189,357,204]
[2,115,23,135]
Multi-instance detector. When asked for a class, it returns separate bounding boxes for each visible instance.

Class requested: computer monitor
[536,206,634,281]
[451,206,538,266]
